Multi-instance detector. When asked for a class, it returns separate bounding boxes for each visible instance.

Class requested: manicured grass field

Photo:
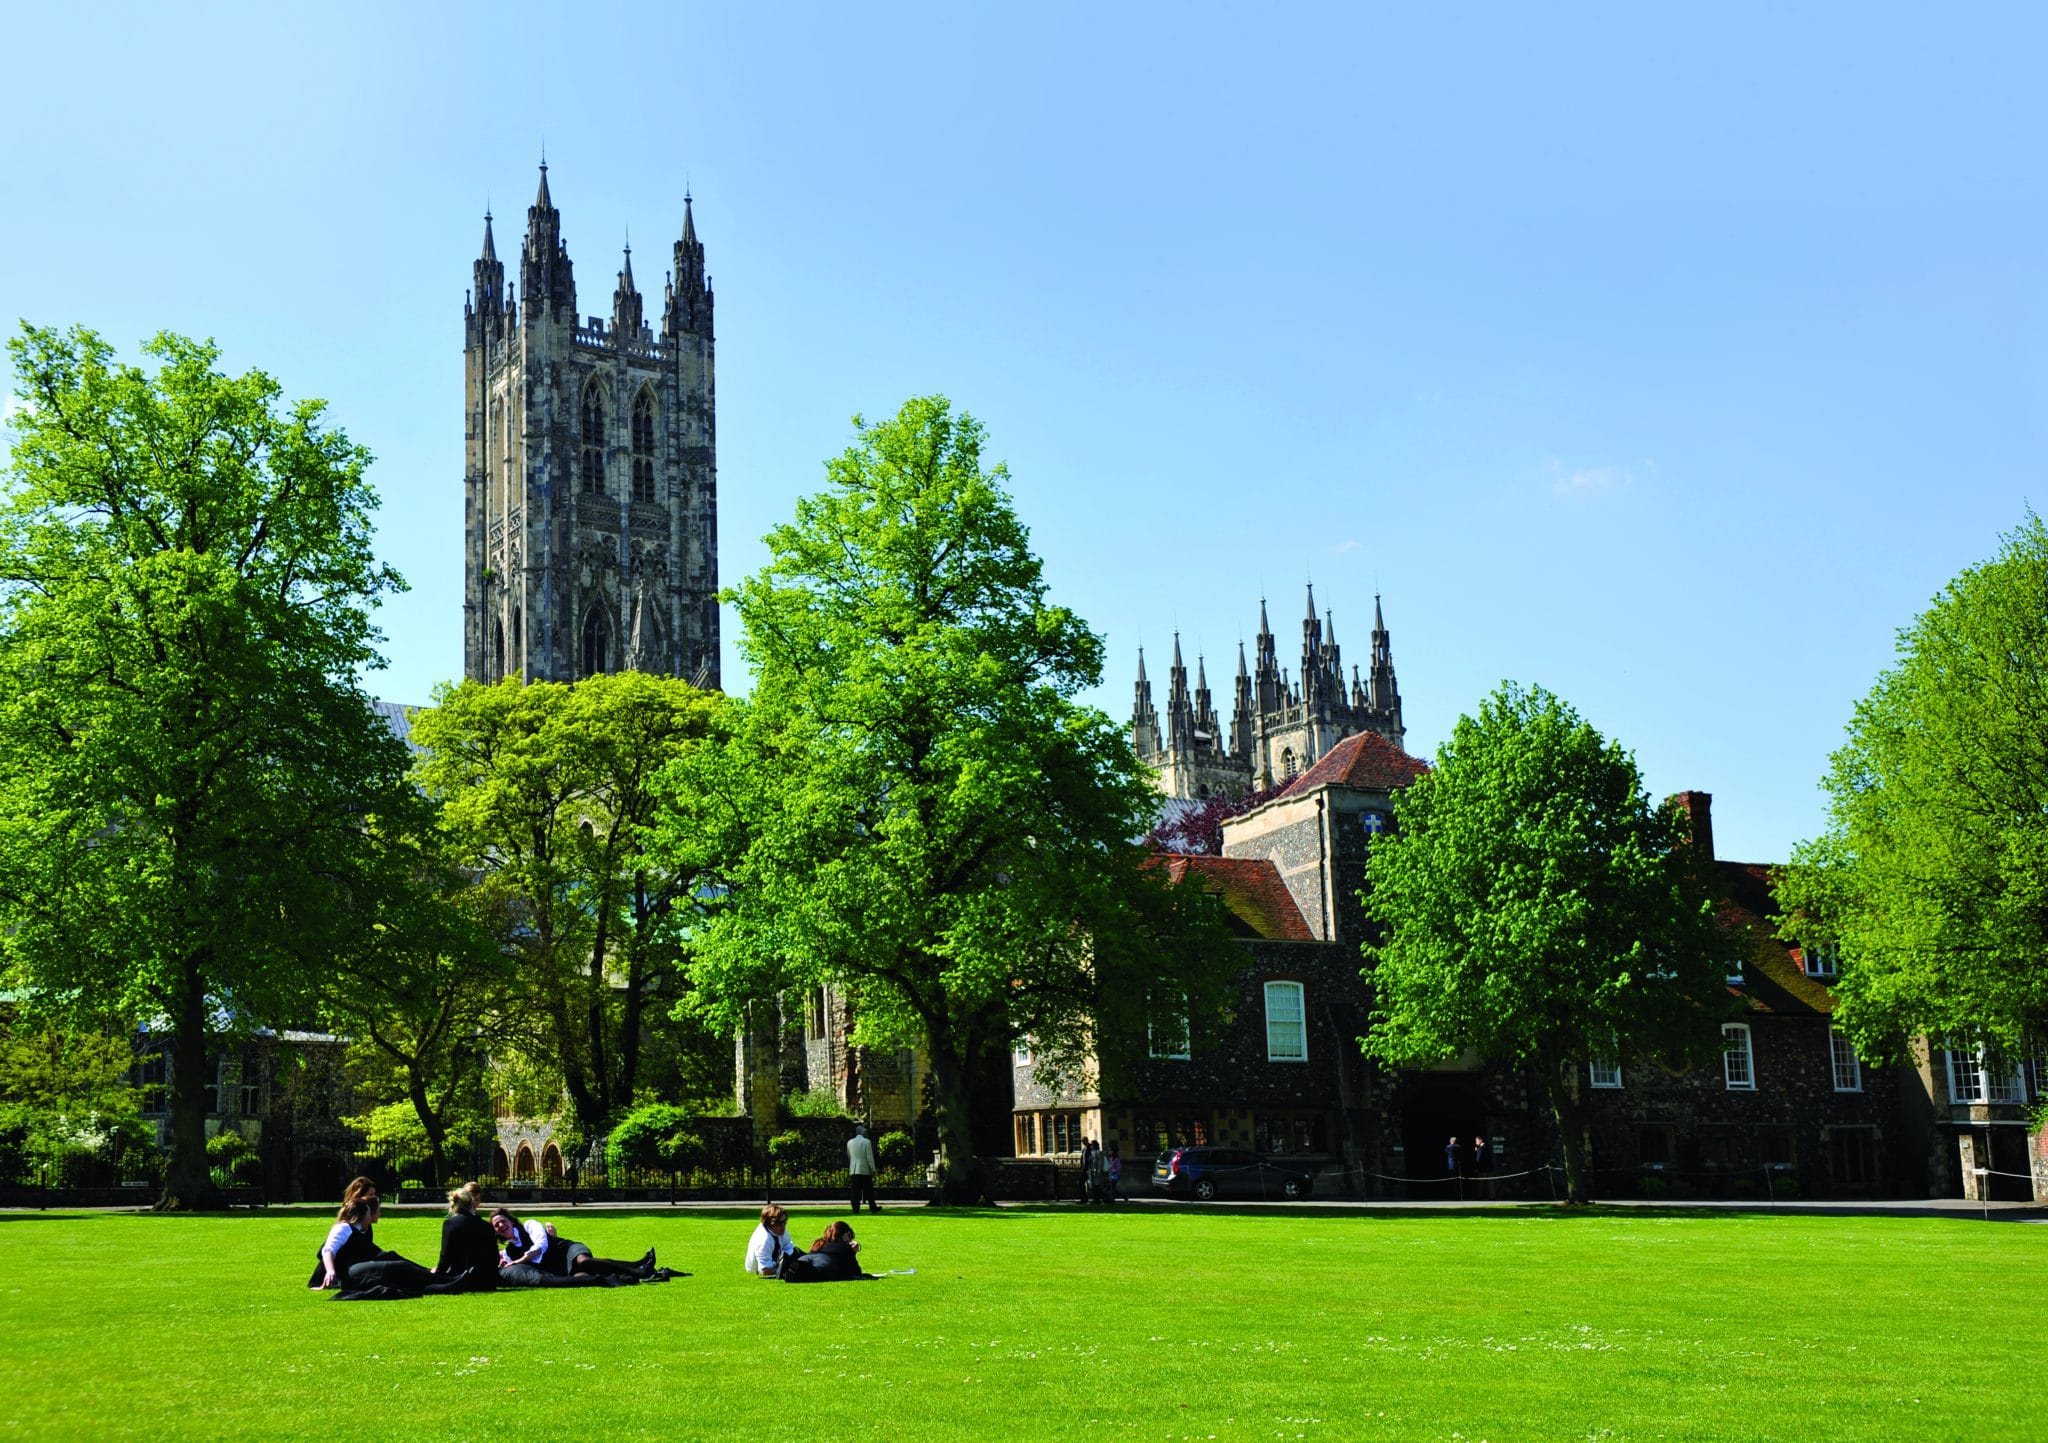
[0,1204,2038,1441]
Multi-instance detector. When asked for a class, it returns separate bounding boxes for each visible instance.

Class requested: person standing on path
[1103,1144,1122,1204]
[1445,1135,1463,1178]
[847,1124,880,1213]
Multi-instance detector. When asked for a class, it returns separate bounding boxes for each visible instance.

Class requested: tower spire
[665,189,709,339]
[468,208,508,346]
[521,158,574,320]
[1132,647,1162,759]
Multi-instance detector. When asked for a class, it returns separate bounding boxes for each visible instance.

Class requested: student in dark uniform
[309,1183,384,1289]
[781,1220,872,1283]
[489,1208,669,1284]
[427,1186,500,1292]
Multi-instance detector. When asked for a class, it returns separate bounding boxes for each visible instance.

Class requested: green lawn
[0,1205,2037,1441]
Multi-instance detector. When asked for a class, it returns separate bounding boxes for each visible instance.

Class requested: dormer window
[1804,945,1839,980]
[1725,959,1745,985]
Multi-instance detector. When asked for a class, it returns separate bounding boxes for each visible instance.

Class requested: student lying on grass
[489,1207,679,1285]
[779,1220,873,1282]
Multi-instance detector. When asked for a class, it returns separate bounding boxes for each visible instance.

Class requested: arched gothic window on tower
[581,607,610,677]
[631,390,656,503]
[492,618,504,678]
[580,386,607,495]
[511,606,521,670]
[1282,748,1297,779]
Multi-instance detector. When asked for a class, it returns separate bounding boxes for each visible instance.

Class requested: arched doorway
[491,1143,509,1181]
[1398,1075,1489,1199]
[540,1142,565,1183]
[513,1143,536,1179]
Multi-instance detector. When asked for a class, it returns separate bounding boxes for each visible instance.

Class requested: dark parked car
[1151,1146,1316,1202]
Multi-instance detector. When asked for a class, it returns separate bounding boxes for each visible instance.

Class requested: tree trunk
[408,1069,450,1190]
[923,1035,987,1206]
[157,956,226,1211]
[1545,1059,1594,1205]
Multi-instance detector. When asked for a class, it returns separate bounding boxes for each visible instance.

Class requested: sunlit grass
[0,1205,2037,1441]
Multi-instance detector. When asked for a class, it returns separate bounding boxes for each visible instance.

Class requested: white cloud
[1546,459,1634,497]
[1329,537,1360,555]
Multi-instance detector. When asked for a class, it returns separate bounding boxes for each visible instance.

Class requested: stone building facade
[1011,745,2001,1200]
[463,163,720,687]
[733,986,927,1141]
[1133,587,1404,800]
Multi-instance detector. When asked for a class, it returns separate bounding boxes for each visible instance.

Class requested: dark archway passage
[1398,1075,1488,1198]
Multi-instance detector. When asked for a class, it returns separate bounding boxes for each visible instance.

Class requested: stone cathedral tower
[463,164,720,686]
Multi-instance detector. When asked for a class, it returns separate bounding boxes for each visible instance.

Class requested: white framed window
[1945,1046,1984,1104]
[1725,958,1745,985]
[1588,1057,1622,1089]
[1147,990,1191,1060]
[1012,1039,1033,1067]
[1944,1044,2027,1105]
[1264,980,1307,1062]
[1829,1027,1861,1092]
[1721,1023,1755,1090]
[1804,945,1839,979]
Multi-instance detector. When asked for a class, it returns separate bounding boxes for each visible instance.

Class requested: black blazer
[308,1222,382,1288]
[435,1211,501,1284]
[784,1239,865,1282]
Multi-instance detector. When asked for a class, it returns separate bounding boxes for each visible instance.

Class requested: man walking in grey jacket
[847,1124,880,1213]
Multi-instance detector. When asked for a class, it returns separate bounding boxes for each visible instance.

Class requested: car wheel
[1192,1178,1217,1202]
[1282,1175,1310,1201]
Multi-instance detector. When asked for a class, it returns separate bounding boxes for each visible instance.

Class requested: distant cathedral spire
[1129,587,1410,800]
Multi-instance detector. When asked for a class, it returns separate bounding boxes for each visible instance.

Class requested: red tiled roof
[1279,731,1430,798]
[1152,854,1315,942]
[1713,860,1834,1017]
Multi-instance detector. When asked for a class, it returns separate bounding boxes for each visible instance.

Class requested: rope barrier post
[1545,1162,1557,1204]
[1975,1167,1989,1223]
[1763,1163,1774,1209]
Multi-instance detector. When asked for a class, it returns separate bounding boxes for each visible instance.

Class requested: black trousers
[849,1173,878,1212]
[498,1263,610,1289]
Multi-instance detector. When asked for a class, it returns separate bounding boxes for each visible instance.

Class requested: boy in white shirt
[744,1203,799,1277]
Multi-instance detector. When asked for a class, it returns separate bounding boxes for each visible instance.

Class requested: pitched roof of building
[1714,860,1835,1018]
[1152,854,1315,942]
[1279,731,1429,798]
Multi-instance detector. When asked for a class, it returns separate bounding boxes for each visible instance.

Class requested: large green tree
[1776,515,2048,1060]
[1361,684,1731,1202]
[409,670,724,1157]
[0,326,414,1209]
[655,396,1235,1203]
[320,856,517,1189]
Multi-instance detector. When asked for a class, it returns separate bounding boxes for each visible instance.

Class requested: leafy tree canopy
[1362,683,1730,1201]
[409,670,726,1157]
[655,396,1235,1201]
[0,326,413,1208]
[0,1012,148,1183]
[1776,514,2048,1059]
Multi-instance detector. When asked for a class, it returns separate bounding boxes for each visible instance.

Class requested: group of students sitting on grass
[309,1178,680,1301]
[309,1180,888,1299]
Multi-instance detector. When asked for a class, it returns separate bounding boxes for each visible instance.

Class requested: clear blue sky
[4,3,2045,863]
